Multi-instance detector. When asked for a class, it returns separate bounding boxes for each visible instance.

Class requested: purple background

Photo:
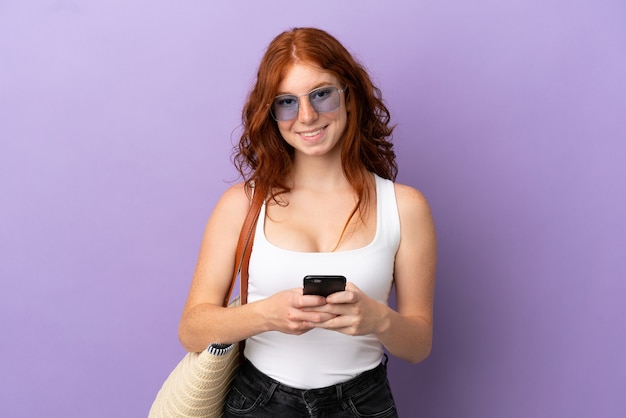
[1,1,625,417]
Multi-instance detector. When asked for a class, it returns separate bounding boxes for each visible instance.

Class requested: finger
[311,314,352,331]
[285,320,314,335]
[302,303,350,317]
[301,311,337,323]
[345,282,360,292]
[298,294,328,308]
[326,289,357,304]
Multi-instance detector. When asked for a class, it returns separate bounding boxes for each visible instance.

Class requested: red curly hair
[233,27,397,209]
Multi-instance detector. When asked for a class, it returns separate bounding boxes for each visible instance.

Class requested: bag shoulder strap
[222,184,266,307]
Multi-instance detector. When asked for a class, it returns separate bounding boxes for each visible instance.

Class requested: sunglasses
[270,85,347,121]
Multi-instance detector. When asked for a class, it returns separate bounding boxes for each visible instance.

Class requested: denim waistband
[238,357,388,404]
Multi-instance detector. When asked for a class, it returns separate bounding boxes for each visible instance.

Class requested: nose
[297,96,319,123]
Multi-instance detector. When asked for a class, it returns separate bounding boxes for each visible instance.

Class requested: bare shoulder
[393,182,436,244]
[216,182,250,210]
[393,183,432,218]
[208,182,251,233]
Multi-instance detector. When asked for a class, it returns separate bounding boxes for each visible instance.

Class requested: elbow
[407,319,433,364]
[177,330,193,353]
[409,343,432,364]
[178,304,230,353]
[403,338,433,364]
[178,323,204,353]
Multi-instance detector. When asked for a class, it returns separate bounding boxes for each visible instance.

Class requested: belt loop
[263,381,279,405]
[382,353,389,368]
[335,383,343,403]
[336,383,345,408]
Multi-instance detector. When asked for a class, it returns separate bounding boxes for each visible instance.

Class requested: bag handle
[222,184,266,307]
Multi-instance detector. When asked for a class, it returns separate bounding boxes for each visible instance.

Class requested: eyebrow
[274,83,336,97]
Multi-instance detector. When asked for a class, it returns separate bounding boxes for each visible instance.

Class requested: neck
[290,153,350,192]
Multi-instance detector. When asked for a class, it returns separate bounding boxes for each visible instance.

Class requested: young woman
[178,27,436,417]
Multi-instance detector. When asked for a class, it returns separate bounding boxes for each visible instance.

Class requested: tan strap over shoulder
[222,184,266,307]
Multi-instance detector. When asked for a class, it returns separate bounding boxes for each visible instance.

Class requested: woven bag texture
[149,298,241,418]
[148,344,239,418]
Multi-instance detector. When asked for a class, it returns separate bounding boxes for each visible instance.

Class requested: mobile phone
[303,275,346,297]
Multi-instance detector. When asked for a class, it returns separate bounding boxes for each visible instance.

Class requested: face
[273,63,347,160]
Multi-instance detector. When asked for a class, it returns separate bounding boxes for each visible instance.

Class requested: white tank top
[244,174,400,389]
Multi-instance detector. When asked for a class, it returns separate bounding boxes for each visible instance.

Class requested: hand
[260,288,339,335]
[305,282,389,337]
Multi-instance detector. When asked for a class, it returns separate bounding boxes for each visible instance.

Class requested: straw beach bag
[148,339,240,417]
[149,186,265,418]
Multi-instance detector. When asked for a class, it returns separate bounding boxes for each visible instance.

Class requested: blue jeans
[223,357,398,417]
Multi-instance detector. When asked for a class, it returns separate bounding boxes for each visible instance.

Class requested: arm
[313,184,437,363]
[377,183,437,363]
[178,183,259,352]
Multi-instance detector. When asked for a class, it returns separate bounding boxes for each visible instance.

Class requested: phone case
[303,275,346,297]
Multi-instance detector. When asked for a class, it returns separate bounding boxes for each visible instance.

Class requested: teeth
[301,128,323,137]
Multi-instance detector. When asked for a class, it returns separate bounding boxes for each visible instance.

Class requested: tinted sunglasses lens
[309,87,340,113]
[272,95,298,121]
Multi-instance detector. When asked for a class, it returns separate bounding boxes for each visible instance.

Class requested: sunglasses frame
[270,85,347,121]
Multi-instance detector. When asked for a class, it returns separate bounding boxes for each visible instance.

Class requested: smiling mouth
[299,126,327,138]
